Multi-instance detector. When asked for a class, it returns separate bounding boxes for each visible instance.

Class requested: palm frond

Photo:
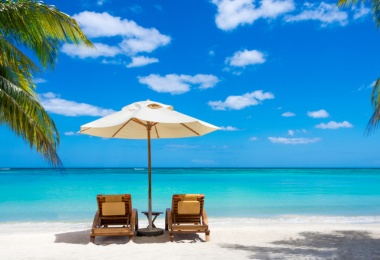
[365,78,380,134]
[0,0,93,69]
[0,35,40,93]
[0,69,62,167]
[337,0,360,7]
[338,0,380,28]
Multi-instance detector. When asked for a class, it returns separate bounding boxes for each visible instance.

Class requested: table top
[141,211,163,215]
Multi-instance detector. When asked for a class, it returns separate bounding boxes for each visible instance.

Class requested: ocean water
[1,168,380,224]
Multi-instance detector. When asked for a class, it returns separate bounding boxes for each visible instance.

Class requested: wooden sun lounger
[90,194,138,243]
[165,194,210,242]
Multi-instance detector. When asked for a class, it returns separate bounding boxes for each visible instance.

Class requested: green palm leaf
[0,0,92,69]
[338,0,380,133]
[0,70,62,167]
[0,0,93,167]
[338,0,380,27]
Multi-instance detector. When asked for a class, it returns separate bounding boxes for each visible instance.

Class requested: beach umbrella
[79,100,219,233]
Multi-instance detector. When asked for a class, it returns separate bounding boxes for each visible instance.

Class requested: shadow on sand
[220,231,380,259]
[54,230,205,245]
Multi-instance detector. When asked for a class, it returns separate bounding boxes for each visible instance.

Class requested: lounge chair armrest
[131,209,138,231]
[165,208,172,231]
[92,210,100,229]
[202,209,209,225]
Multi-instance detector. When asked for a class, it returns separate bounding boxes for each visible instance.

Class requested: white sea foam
[2,215,379,235]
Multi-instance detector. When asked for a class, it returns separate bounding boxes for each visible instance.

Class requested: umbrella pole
[147,125,153,230]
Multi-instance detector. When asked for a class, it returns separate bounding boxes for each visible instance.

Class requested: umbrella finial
[147,103,162,109]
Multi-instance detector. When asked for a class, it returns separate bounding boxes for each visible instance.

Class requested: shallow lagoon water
[1,168,380,223]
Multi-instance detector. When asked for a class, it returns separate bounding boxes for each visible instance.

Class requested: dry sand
[1,219,380,259]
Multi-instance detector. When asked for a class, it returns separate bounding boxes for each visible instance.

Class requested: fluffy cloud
[282,111,295,117]
[62,43,121,59]
[226,49,266,67]
[39,92,115,117]
[64,131,78,136]
[220,126,240,131]
[97,0,107,6]
[61,11,170,63]
[138,74,219,95]
[285,2,348,26]
[127,56,159,68]
[307,109,329,118]
[315,121,353,129]
[358,81,376,91]
[212,0,295,30]
[268,137,321,144]
[249,136,258,141]
[352,5,371,20]
[208,90,274,110]
[33,78,47,84]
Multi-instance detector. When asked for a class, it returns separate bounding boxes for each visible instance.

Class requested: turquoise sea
[1,168,380,223]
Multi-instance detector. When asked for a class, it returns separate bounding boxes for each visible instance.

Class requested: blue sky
[1,0,380,168]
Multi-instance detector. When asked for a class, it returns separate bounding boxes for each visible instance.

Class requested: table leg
[151,214,158,228]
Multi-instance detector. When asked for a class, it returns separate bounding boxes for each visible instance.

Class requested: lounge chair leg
[205,231,210,241]
[169,232,174,242]
[90,236,95,243]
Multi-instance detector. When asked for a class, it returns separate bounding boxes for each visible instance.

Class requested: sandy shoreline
[1,220,380,259]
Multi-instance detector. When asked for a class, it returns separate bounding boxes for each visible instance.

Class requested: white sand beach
[1,219,380,259]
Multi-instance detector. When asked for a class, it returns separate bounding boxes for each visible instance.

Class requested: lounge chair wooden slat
[90,194,138,243]
[165,194,210,242]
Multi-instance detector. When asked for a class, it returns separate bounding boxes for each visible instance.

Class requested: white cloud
[307,109,329,118]
[62,11,170,59]
[352,5,370,20]
[288,130,295,136]
[315,121,353,129]
[268,137,321,144]
[101,59,125,65]
[166,144,199,149]
[62,43,121,59]
[220,126,240,131]
[358,81,376,91]
[97,0,107,6]
[138,74,219,95]
[192,159,217,165]
[130,4,143,14]
[208,90,274,110]
[282,111,295,117]
[64,131,78,136]
[127,56,159,68]
[33,78,47,84]
[212,0,295,30]
[249,136,258,141]
[39,92,115,117]
[285,2,348,26]
[226,49,266,67]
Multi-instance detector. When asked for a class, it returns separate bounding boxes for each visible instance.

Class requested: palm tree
[0,0,93,167]
[338,0,380,133]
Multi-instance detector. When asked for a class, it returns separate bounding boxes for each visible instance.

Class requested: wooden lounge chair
[165,194,210,242]
[90,194,138,243]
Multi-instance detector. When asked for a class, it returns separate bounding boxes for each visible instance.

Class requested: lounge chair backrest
[97,194,132,216]
[172,194,204,215]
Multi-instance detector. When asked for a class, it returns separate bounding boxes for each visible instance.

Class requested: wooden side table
[141,211,163,228]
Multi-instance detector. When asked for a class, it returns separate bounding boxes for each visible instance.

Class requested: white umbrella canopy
[80,100,219,139]
[79,100,219,232]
